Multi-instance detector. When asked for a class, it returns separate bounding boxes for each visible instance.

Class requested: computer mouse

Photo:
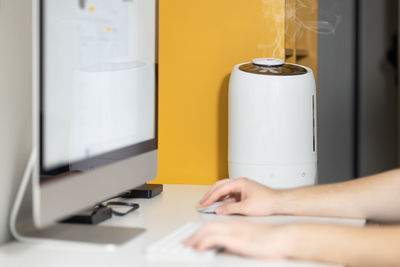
[197,201,231,214]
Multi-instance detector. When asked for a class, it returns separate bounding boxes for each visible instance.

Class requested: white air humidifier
[228,58,317,189]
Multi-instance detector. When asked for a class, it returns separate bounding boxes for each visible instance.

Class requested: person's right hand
[199,178,281,216]
[183,220,295,259]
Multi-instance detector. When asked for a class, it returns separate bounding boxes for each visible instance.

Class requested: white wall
[0,0,33,244]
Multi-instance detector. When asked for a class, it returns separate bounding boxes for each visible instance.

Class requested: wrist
[271,189,293,215]
[282,224,345,263]
[276,224,302,259]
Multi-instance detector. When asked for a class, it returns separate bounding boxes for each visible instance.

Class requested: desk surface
[0,185,365,267]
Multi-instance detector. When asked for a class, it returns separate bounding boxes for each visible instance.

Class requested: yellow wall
[152,0,286,185]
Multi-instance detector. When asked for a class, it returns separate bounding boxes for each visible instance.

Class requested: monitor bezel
[38,0,159,184]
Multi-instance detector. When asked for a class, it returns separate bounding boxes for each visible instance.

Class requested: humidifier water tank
[228,58,317,189]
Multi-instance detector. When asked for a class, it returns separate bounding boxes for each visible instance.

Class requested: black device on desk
[60,183,162,225]
[61,206,112,225]
[61,201,141,224]
[121,183,163,198]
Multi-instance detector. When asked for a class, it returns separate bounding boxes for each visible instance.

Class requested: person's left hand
[182,220,295,259]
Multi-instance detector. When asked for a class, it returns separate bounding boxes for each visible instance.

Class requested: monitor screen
[40,0,157,178]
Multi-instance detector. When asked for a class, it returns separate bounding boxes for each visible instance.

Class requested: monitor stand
[23,224,145,246]
[9,149,145,247]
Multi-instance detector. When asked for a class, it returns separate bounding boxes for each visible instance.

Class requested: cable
[9,147,37,241]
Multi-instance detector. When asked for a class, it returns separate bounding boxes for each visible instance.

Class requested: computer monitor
[32,0,158,229]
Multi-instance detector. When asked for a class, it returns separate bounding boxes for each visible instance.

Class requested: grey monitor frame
[32,0,158,229]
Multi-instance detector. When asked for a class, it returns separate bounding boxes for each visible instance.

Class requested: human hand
[199,178,280,216]
[183,220,294,259]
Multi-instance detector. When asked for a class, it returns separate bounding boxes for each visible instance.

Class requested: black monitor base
[121,183,163,199]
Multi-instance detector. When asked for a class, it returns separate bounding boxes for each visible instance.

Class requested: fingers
[183,222,232,252]
[182,222,218,247]
[200,179,231,205]
[219,195,237,203]
[195,233,236,252]
[201,178,247,207]
[215,201,247,215]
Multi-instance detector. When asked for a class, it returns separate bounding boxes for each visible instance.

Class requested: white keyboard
[145,222,217,261]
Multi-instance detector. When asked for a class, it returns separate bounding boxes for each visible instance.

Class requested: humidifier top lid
[239,58,308,76]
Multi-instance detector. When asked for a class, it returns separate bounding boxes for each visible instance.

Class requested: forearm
[274,169,400,222]
[286,224,400,267]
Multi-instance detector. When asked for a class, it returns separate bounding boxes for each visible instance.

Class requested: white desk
[0,185,365,267]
